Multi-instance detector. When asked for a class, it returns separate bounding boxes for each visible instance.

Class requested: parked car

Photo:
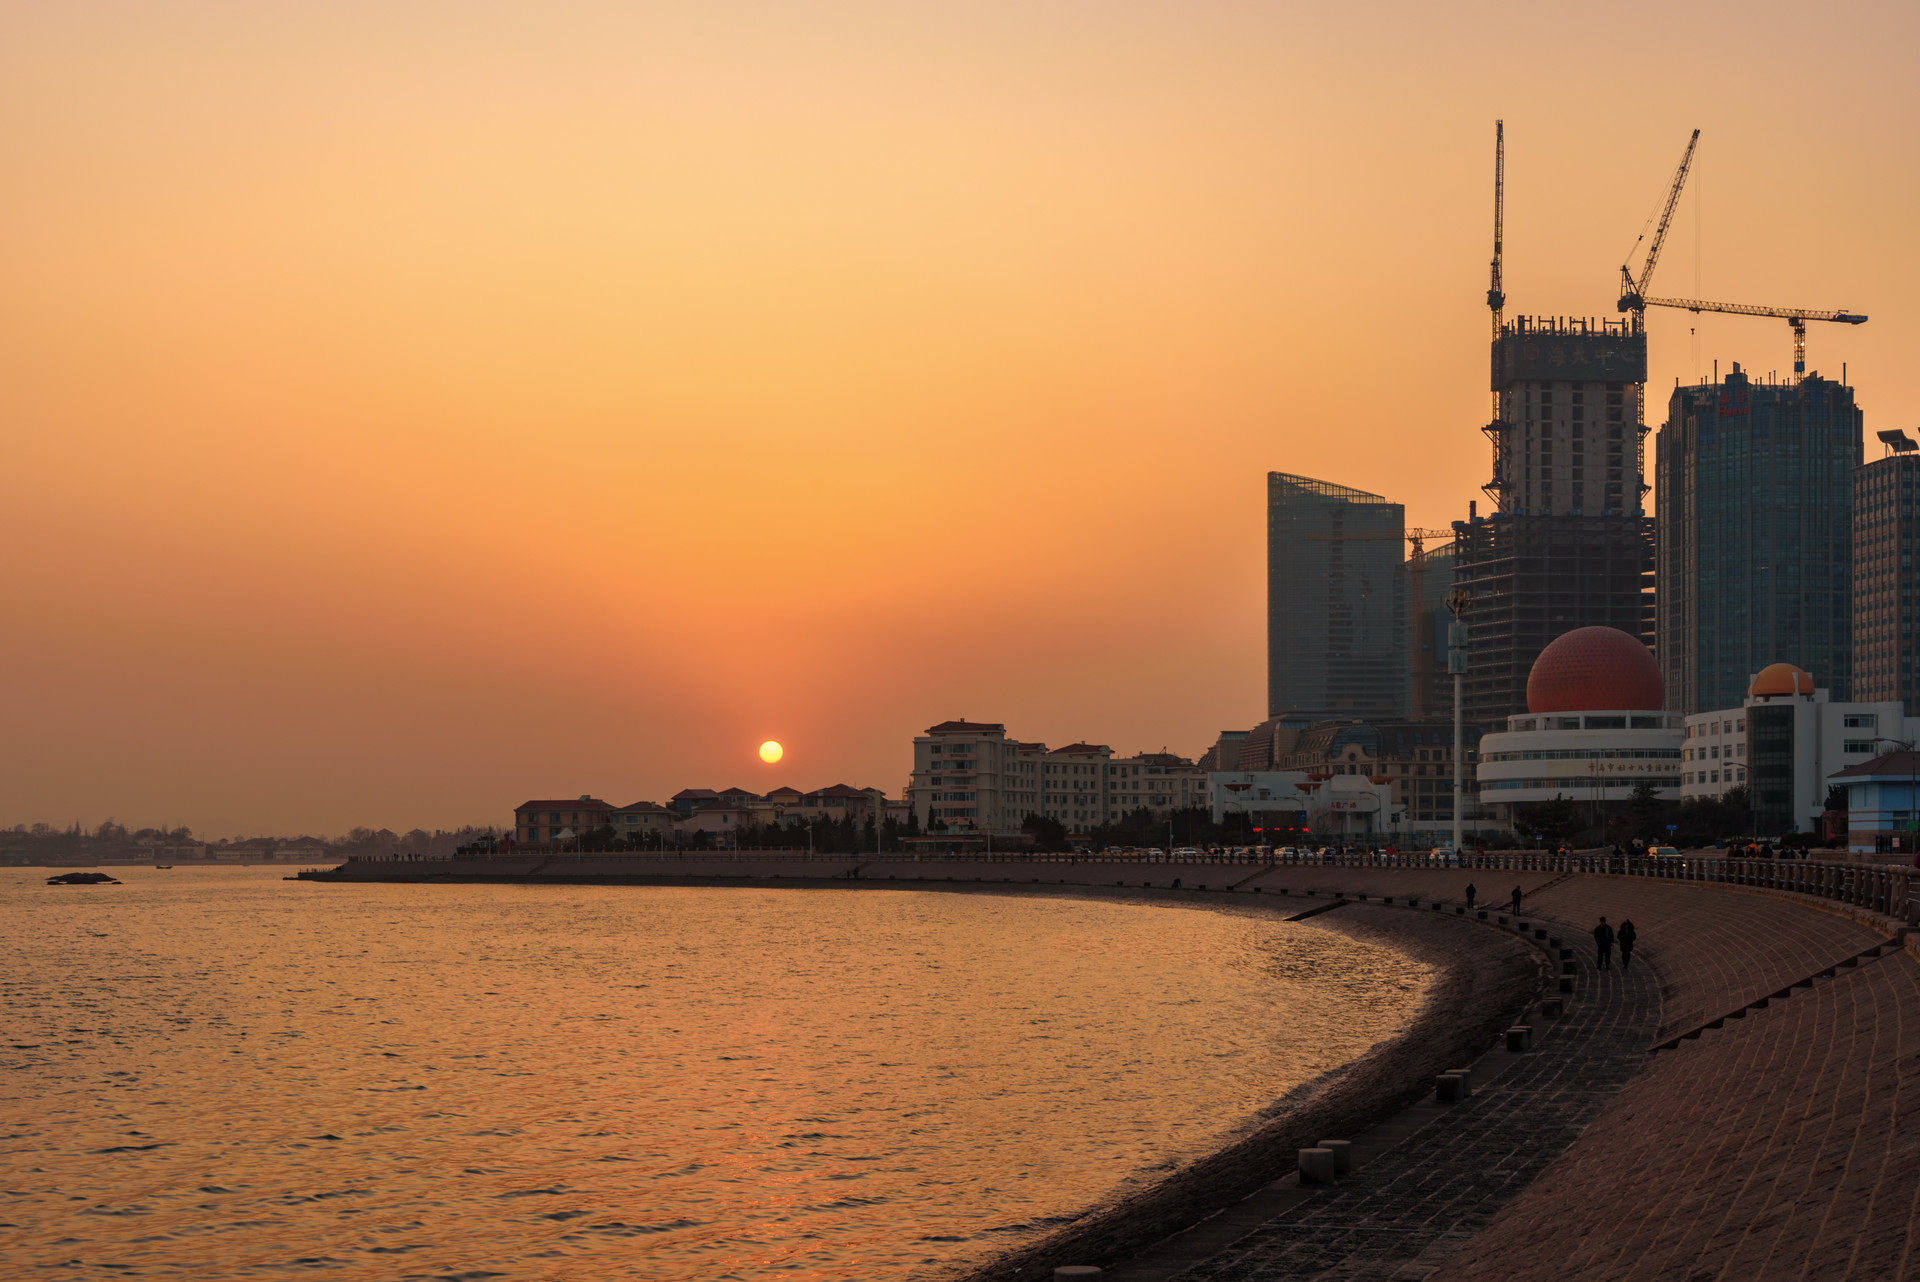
[1647,845,1682,860]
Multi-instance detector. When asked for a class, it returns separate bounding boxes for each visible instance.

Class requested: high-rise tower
[1854,442,1919,713]
[1267,472,1408,720]
[1657,364,1860,713]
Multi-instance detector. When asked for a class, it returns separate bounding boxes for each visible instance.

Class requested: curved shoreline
[307,856,1920,1278]
[948,898,1543,1282]
[301,860,1549,1279]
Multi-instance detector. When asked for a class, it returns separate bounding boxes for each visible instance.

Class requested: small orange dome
[1749,663,1814,698]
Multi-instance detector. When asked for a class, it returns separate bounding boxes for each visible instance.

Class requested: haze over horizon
[6,0,1916,838]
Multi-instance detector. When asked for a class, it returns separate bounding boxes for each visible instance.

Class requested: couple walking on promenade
[1463,882,1637,971]
[1592,916,1636,969]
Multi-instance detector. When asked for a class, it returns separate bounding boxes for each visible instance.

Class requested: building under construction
[1450,123,1657,723]
[1453,317,1657,721]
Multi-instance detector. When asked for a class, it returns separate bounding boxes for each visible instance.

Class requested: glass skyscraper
[1655,364,1861,713]
[1267,472,1407,720]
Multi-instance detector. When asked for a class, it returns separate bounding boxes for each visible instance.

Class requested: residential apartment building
[911,720,1024,833]
[1036,742,1113,829]
[1106,752,1206,818]
[1853,447,1920,713]
[914,720,1236,834]
[1656,364,1861,713]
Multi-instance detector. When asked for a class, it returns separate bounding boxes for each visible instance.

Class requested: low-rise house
[1828,750,1920,855]
[676,803,755,848]
[515,796,617,845]
[611,801,676,841]
[669,788,719,815]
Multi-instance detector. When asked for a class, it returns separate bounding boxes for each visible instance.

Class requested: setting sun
[758,740,784,765]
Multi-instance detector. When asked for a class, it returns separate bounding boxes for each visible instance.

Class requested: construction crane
[1616,128,1699,316]
[1617,128,1867,380]
[1483,121,1507,506]
[1487,120,1505,339]
[1638,295,1867,382]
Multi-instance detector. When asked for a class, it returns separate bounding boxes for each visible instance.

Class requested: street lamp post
[1446,587,1471,853]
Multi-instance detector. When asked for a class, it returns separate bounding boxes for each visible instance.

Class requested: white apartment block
[1108,752,1208,818]
[910,721,1208,835]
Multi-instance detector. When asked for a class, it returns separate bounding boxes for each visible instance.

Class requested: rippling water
[2,868,1429,1279]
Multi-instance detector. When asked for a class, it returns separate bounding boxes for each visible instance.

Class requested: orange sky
[4,1,1916,836]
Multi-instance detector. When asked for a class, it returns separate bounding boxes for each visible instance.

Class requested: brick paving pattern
[1144,876,1912,1282]
[1518,877,1886,1040]
[1167,918,1659,1282]
[1433,944,1920,1282]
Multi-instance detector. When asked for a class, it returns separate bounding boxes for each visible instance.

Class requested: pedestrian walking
[1509,885,1522,915]
[1593,916,1616,970]
[1465,882,1477,909]
[1618,919,1637,970]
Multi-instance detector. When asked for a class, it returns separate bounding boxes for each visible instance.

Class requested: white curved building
[1474,626,1684,830]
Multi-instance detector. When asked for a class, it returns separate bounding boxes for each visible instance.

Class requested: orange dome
[1749,663,1814,698]
[1526,626,1664,714]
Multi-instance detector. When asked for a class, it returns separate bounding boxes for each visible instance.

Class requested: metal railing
[333,846,1915,924]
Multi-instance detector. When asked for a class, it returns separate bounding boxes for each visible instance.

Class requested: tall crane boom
[1488,120,1505,338]
[1617,128,1699,314]
[1641,296,1867,380]
[1483,121,1508,508]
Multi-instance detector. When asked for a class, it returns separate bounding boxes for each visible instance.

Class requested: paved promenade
[1130,875,1912,1282]
[1129,915,1659,1282]
[1435,910,1919,1280]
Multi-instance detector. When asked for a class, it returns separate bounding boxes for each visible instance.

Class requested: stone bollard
[1505,1025,1533,1052]
[1449,1067,1473,1096]
[1318,1138,1353,1174]
[1298,1147,1336,1184]
[1558,976,1574,994]
[1435,1073,1465,1103]
[1541,997,1564,1017]
[1055,1268,1102,1280]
